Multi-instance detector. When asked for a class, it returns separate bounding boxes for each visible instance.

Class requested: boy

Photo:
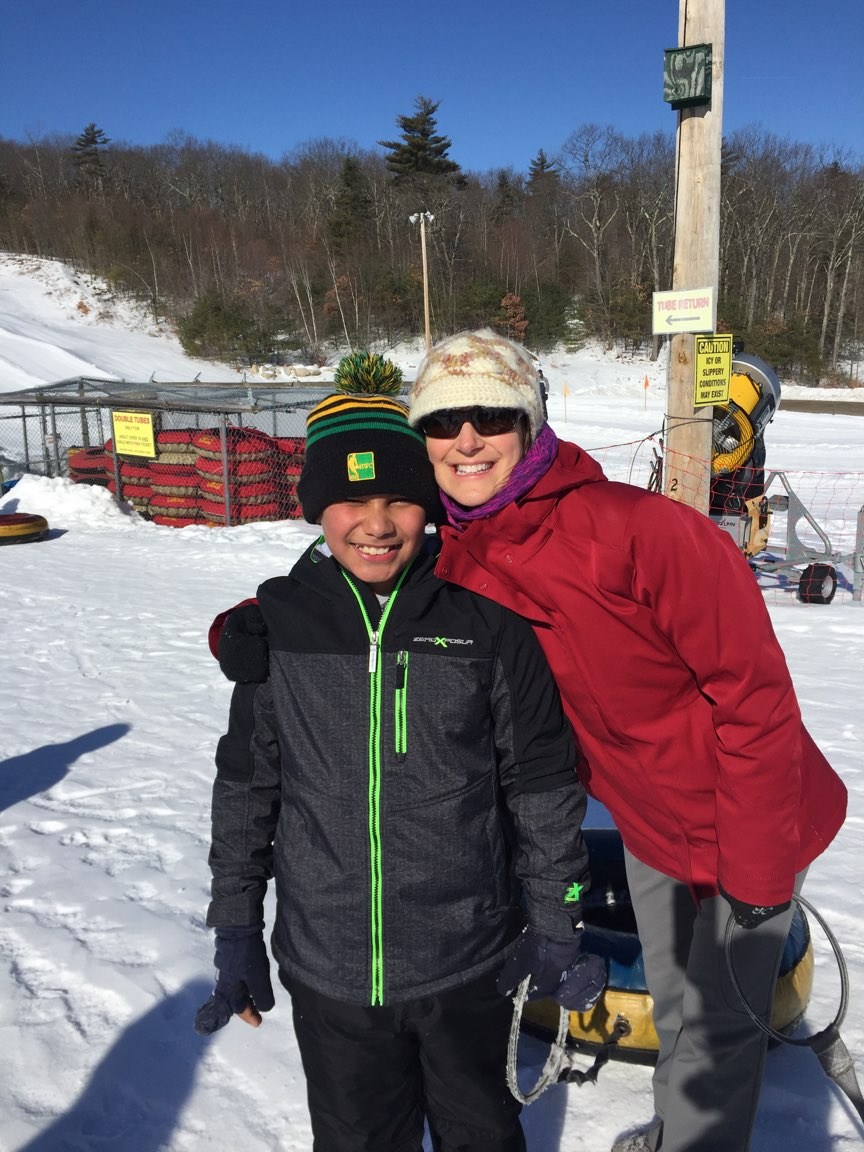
[195,388,602,1152]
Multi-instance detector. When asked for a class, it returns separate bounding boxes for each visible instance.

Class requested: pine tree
[378,96,463,186]
[492,170,521,223]
[527,148,560,189]
[72,123,110,168]
[71,123,111,196]
[326,157,372,252]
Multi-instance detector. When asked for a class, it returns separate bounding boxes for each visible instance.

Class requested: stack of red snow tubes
[67,447,112,487]
[67,426,306,528]
[146,429,202,526]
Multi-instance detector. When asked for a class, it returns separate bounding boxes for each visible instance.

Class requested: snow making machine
[708,349,781,560]
[708,349,863,605]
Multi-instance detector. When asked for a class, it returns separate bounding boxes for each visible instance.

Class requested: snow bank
[0,473,141,528]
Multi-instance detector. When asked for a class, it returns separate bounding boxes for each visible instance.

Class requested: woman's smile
[427,425,525,507]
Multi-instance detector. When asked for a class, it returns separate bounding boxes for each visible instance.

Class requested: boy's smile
[321,495,427,595]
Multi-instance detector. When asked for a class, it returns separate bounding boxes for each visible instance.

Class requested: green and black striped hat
[297,392,443,524]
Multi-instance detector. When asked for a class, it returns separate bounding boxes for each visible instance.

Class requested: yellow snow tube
[520,827,814,1063]
[523,940,813,1061]
[0,512,49,544]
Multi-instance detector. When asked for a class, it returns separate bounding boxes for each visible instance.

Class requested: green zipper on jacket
[395,651,409,758]
[341,564,411,1006]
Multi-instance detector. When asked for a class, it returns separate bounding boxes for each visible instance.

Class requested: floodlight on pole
[409,211,435,351]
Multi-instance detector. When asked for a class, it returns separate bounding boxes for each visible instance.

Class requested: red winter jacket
[435,439,846,906]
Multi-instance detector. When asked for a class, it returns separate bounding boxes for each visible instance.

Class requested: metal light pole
[409,211,434,351]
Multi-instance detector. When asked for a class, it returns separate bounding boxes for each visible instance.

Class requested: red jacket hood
[519,437,608,506]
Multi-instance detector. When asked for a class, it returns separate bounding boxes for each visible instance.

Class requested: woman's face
[425,418,526,507]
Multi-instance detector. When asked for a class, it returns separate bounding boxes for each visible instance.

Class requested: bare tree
[560,125,625,341]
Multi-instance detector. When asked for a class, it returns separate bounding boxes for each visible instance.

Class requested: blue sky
[2,0,862,173]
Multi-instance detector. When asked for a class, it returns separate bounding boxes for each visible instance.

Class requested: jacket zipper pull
[369,631,379,674]
[395,651,408,760]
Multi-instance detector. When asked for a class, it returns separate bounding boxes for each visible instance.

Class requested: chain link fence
[0,377,338,528]
[2,378,862,603]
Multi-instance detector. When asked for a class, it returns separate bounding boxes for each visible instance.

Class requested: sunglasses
[418,407,525,439]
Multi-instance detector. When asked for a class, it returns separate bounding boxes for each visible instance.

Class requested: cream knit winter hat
[408,329,546,441]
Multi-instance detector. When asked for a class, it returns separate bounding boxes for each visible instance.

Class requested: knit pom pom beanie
[408,329,546,441]
[297,391,443,524]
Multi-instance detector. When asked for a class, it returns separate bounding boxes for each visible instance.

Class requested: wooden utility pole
[663,0,725,513]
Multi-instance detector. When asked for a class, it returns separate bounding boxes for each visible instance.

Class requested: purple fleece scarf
[440,423,559,527]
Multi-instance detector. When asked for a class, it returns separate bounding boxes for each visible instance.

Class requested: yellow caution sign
[694,334,733,407]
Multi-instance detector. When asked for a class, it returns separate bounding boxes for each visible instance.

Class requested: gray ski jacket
[206,541,590,1006]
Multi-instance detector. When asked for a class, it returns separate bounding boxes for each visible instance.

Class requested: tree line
[0,99,861,383]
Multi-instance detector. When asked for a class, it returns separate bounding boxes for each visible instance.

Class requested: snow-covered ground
[0,254,250,394]
[1,254,863,1150]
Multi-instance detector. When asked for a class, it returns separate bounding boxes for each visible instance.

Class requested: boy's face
[320,495,427,595]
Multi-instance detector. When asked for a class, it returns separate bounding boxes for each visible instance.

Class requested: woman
[407,328,846,1152]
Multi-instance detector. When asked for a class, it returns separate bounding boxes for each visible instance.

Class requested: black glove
[719,885,791,930]
[496,928,606,1012]
[218,603,269,683]
[194,925,275,1035]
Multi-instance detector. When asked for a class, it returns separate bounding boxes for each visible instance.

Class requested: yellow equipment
[709,350,781,558]
[711,351,781,476]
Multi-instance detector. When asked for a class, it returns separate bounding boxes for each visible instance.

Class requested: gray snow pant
[624,849,805,1152]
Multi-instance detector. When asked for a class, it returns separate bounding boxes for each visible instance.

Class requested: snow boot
[611,1126,659,1152]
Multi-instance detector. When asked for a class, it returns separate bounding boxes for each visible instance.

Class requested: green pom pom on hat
[333,351,403,395]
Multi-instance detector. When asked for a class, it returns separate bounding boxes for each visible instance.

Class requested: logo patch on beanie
[347,451,375,481]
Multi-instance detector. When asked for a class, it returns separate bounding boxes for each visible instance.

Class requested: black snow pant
[282,969,525,1152]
